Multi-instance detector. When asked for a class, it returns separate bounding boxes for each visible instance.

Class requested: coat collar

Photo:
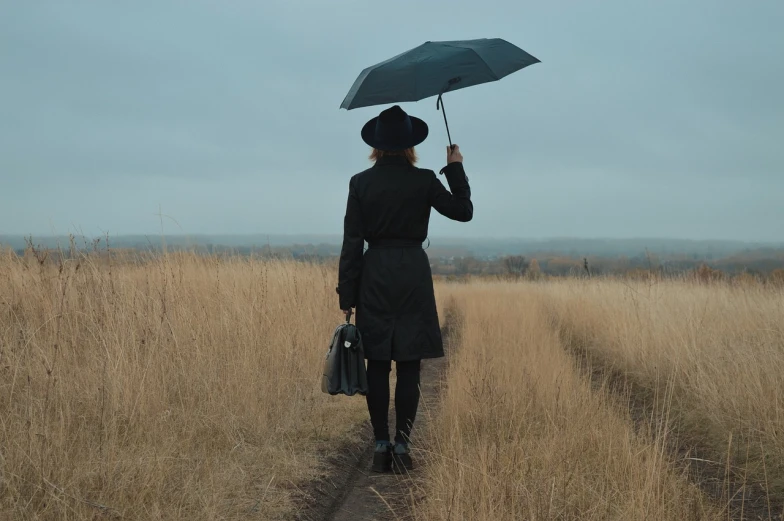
[374,155,411,167]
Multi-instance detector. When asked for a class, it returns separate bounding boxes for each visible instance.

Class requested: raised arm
[337,175,364,310]
[428,145,473,222]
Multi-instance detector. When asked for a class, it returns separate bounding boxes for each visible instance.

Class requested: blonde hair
[369,147,418,165]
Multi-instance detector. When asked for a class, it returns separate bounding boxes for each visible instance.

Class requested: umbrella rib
[434,41,501,80]
[466,48,501,82]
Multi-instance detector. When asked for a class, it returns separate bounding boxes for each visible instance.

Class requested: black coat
[337,155,473,361]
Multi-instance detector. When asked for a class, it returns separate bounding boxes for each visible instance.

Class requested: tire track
[556,319,782,521]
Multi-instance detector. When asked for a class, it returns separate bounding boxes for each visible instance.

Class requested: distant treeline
[6,235,784,282]
[3,234,783,259]
[429,251,784,278]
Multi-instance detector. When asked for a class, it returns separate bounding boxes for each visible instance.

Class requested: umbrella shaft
[437,94,454,149]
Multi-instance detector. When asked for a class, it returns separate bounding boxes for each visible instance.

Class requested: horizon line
[1,232,782,245]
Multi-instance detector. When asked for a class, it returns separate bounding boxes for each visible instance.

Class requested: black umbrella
[340,38,540,147]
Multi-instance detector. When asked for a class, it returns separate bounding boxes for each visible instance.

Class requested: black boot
[371,442,392,473]
[392,443,413,473]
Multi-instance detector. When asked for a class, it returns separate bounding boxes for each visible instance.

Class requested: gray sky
[2,0,783,241]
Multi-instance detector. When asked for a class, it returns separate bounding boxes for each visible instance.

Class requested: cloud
[1,0,783,240]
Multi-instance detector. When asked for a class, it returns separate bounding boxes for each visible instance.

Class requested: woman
[337,104,473,473]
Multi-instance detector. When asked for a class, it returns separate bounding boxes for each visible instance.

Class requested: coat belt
[366,239,424,249]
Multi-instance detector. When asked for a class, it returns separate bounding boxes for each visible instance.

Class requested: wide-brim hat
[361,105,428,151]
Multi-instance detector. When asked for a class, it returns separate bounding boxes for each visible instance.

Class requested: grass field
[0,251,366,519]
[417,280,784,520]
[545,278,784,518]
[1,252,782,519]
[417,284,720,520]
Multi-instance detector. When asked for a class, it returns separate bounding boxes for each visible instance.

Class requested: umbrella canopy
[341,38,539,110]
[340,38,540,146]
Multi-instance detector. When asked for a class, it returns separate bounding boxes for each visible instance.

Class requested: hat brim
[361,116,429,151]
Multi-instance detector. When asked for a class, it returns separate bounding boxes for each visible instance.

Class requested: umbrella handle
[436,94,455,150]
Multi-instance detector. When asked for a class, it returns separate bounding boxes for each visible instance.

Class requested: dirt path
[326,354,444,521]
[297,307,457,521]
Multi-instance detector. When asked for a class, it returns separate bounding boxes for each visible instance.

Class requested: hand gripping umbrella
[340,38,540,148]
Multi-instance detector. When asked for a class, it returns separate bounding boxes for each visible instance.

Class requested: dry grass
[0,251,366,520]
[4,250,782,520]
[416,282,723,520]
[543,278,784,516]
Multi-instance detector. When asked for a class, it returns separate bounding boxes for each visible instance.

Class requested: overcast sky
[2,0,782,241]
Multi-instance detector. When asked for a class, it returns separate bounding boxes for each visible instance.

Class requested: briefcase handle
[345,309,353,324]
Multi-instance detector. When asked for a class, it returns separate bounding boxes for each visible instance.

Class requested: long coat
[337,155,473,361]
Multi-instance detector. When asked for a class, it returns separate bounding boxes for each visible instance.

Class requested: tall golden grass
[416,282,722,520]
[4,251,782,520]
[0,251,366,520]
[544,278,784,515]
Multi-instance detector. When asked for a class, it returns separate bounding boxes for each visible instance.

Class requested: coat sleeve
[337,176,364,310]
[428,162,473,222]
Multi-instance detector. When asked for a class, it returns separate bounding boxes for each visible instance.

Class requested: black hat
[361,105,429,151]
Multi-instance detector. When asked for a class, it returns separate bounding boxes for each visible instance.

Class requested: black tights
[366,359,421,444]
